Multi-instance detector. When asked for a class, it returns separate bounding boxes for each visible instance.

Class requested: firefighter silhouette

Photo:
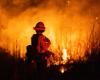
[26,22,52,77]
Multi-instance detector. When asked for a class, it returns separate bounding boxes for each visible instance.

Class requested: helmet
[34,22,45,31]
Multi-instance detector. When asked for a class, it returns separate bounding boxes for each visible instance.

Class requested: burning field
[0,0,100,63]
[0,0,100,80]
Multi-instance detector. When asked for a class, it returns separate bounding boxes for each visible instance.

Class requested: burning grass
[0,0,100,66]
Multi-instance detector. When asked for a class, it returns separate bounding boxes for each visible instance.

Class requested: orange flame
[61,49,70,64]
[0,3,100,65]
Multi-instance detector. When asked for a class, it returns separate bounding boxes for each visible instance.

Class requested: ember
[60,66,65,73]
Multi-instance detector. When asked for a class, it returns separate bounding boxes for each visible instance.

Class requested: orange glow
[62,49,67,61]
[60,66,65,73]
[61,49,70,64]
[60,66,67,73]
[0,0,100,65]
[0,9,93,61]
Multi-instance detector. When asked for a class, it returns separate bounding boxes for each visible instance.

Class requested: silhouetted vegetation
[0,47,100,80]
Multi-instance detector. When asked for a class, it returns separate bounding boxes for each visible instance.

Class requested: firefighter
[26,22,52,76]
[31,21,51,55]
[31,22,52,79]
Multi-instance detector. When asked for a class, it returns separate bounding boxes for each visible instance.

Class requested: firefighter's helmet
[34,22,45,31]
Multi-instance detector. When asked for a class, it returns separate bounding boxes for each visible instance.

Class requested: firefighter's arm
[42,37,51,52]
[37,35,51,53]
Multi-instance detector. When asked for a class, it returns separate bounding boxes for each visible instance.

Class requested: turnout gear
[26,21,53,80]
[26,22,52,64]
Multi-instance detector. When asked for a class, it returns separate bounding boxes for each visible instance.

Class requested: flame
[0,0,100,65]
[62,49,67,61]
[0,11,93,61]
[61,49,70,64]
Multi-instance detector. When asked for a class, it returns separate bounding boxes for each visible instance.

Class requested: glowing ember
[60,67,65,73]
[60,66,67,74]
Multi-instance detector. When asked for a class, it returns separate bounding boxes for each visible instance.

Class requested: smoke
[1,0,100,17]
[0,0,100,58]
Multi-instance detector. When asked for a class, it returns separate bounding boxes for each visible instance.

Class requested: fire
[0,11,93,61]
[62,49,67,61]
[61,49,70,64]
[0,0,100,66]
